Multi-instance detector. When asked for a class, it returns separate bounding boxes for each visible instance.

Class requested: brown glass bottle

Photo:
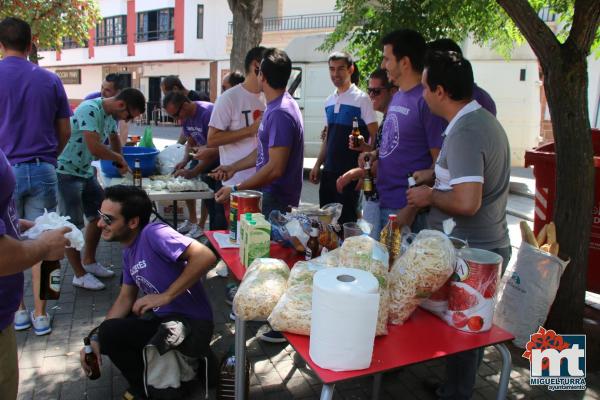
[363,156,374,197]
[351,117,362,148]
[83,337,101,380]
[305,221,321,260]
[40,260,61,300]
[133,158,142,188]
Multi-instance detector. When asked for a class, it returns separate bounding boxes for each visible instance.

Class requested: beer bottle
[40,260,61,300]
[380,214,401,266]
[351,117,362,148]
[407,172,416,188]
[363,156,374,197]
[133,158,142,188]
[305,221,321,260]
[83,337,101,380]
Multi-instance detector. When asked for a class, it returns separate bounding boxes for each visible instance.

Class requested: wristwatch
[232,185,238,192]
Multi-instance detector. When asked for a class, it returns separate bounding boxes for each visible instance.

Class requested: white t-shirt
[208,84,266,185]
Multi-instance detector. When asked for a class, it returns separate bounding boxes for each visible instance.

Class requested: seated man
[80,185,216,399]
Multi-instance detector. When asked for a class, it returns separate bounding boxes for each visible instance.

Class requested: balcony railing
[96,35,127,46]
[62,38,88,49]
[228,12,342,35]
[137,29,174,42]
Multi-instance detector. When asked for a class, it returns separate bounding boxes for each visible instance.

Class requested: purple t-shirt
[377,85,446,209]
[0,56,72,166]
[122,223,213,321]
[473,84,497,116]
[182,101,213,146]
[84,91,102,100]
[0,149,23,330]
[256,92,304,208]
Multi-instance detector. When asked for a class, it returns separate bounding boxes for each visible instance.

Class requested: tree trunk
[496,0,600,334]
[542,50,594,334]
[228,0,264,72]
[29,42,39,65]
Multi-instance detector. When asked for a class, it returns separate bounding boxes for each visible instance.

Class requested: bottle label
[363,179,373,192]
[305,248,312,260]
[49,269,61,292]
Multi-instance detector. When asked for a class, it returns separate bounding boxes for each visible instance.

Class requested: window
[195,79,210,98]
[62,38,88,49]
[197,5,204,39]
[96,16,127,46]
[137,8,174,42]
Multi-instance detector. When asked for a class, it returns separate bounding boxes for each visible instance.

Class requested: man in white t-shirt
[207,47,267,192]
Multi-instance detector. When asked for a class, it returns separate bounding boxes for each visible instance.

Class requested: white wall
[98,0,127,16]
[185,1,232,61]
[281,0,337,15]
[588,55,600,128]
[47,65,104,100]
[136,0,174,13]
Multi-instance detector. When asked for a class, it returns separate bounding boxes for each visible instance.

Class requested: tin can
[447,248,502,332]
[229,190,262,242]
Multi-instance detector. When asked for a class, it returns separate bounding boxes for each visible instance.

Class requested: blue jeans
[439,245,512,400]
[12,160,57,220]
[57,173,105,229]
[261,191,288,219]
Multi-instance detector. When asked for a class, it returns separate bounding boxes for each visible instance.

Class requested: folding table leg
[494,343,512,400]
[372,373,382,400]
[320,384,335,400]
[172,200,178,228]
[235,317,247,400]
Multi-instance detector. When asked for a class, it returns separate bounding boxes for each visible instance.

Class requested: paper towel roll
[309,267,380,371]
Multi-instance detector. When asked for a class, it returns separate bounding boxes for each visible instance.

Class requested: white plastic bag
[22,210,84,251]
[157,144,185,175]
[494,243,569,348]
[388,230,455,325]
[339,235,390,335]
[233,258,289,321]
[268,261,329,335]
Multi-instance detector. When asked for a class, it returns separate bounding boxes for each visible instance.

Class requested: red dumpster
[524,129,600,293]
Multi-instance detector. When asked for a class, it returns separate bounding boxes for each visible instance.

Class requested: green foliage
[322,0,591,78]
[0,0,100,54]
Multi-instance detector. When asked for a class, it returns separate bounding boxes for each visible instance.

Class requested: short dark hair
[350,62,360,85]
[381,29,427,72]
[104,185,153,228]
[105,73,125,91]
[244,46,267,74]
[116,88,146,114]
[226,71,245,87]
[428,38,463,56]
[424,51,474,101]
[162,91,190,109]
[0,17,31,52]
[260,48,292,90]
[328,51,353,68]
[197,91,210,102]
[369,68,394,88]
[161,75,185,91]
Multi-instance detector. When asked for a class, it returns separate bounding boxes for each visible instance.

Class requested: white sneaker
[83,262,115,278]
[73,273,105,290]
[177,220,193,234]
[14,309,31,331]
[215,259,229,277]
[30,312,51,336]
[186,224,204,239]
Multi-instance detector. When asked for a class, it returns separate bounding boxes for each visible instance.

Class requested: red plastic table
[206,231,515,400]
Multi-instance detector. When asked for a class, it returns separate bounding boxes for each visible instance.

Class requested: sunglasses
[97,210,115,226]
[367,87,386,96]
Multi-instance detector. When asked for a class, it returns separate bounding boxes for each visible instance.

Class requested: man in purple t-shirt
[0,148,70,398]
[163,92,224,237]
[80,185,216,399]
[361,29,446,237]
[0,17,73,336]
[214,48,304,216]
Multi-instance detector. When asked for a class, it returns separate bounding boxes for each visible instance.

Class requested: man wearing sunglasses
[57,88,146,293]
[82,185,216,400]
[163,91,226,237]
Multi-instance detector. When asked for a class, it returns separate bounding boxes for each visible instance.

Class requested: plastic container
[100,146,159,177]
[524,128,600,292]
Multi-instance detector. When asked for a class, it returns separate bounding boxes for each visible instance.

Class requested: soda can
[446,248,502,332]
[229,190,262,242]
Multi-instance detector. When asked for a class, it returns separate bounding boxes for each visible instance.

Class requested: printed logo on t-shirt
[135,275,162,312]
[379,113,400,159]
[7,201,20,240]
[241,110,252,127]
[131,259,147,275]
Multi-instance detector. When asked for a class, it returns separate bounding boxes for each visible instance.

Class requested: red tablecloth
[206,230,515,385]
